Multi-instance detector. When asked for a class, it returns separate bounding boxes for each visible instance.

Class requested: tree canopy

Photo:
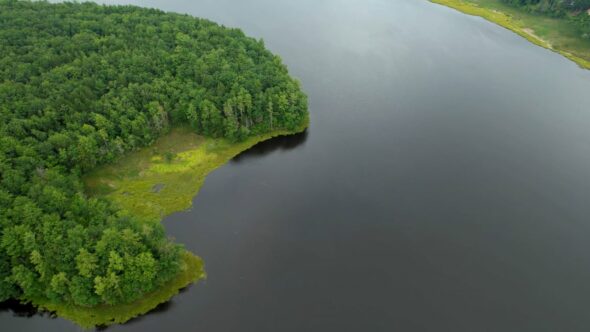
[501,0,589,12]
[0,0,308,308]
[500,0,590,33]
[500,0,590,13]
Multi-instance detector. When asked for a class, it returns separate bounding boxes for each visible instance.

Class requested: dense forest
[0,0,307,309]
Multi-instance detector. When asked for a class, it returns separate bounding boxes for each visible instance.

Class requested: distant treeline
[501,0,589,13]
[500,0,590,34]
[0,0,307,308]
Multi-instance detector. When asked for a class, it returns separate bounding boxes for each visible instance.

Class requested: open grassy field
[431,0,590,69]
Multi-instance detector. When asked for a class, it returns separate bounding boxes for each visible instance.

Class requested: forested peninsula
[432,0,590,69]
[0,0,308,327]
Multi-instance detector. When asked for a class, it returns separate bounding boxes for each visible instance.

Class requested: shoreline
[85,118,310,221]
[25,119,309,328]
[430,0,590,70]
[30,252,204,329]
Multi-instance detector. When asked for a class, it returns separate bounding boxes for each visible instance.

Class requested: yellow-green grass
[19,121,308,328]
[430,0,590,70]
[31,252,204,329]
[84,120,309,221]
[53,119,309,328]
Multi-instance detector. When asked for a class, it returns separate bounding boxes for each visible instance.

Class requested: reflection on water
[0,284,194,330]
[0,300,42,318]
[232,130,308,163]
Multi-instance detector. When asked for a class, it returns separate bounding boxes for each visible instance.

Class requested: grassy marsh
[84,123,309,221]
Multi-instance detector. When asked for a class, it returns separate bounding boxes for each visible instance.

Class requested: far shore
[430,0,590,70]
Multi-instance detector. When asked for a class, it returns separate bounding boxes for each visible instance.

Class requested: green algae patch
[430,0,590,70]
[31,251,204,329]
[84,123,308,221]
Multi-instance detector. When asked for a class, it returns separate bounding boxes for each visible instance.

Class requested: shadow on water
[231,130,309,164]
[0,285,195,330]
[0,300,39,318]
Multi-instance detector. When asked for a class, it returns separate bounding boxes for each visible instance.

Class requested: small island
[432,0,590,69]
[0,0,308,328]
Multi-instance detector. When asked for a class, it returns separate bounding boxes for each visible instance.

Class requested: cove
[62,123,308,327]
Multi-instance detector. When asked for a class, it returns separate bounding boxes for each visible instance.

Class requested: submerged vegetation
[0,0,308,327]
[431,0,590,69]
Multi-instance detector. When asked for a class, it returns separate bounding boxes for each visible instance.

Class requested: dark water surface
[4,0,590,330]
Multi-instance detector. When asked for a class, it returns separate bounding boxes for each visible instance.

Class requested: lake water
[4,0,590,331]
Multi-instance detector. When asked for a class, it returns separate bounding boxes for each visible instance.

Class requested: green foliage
[500,0,590,15]
[498,0,590,38]
[163,151,176,163]
[0,0,308,322]
[35,252,204,329]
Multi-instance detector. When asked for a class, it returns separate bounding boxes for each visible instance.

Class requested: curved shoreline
[25,120,309,328]
[31,252,204,329]
[85,120,310,222]
[430,0,590,70]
